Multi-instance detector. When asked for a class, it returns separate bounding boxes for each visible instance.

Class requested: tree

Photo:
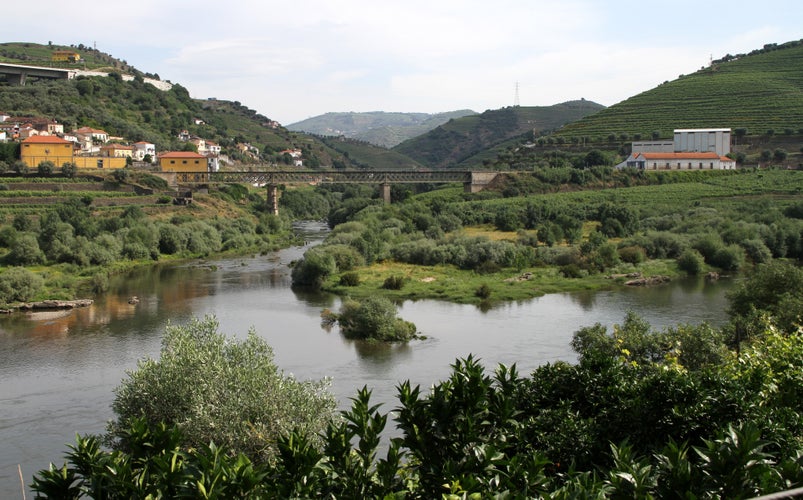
[727,260,803,334]
[37,160,56,176]
[12,160,28,174]
[108,316,337,464]
[61,162,77,178]
[322,296,418,341]
[0,267,44,304]
[773,148,788,163]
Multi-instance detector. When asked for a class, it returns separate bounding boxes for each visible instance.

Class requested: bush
[382,275,406,290]
[710,244,745,271]
[339,272,360,286]
[677,249,705,275]
[108,316,337,464]
[291,247,337,289]
[0,267,44,304]
[475,283,492,299]
[37,160,56,176]
[332,297,417,341]
[618,245,646,264]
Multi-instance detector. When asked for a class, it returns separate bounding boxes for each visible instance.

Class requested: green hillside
[393,100,605,168]
[0,42,357,168]
[316,136,424,169]
[557,40,803,140]
[287,110,477,148]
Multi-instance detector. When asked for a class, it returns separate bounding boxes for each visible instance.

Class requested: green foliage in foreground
[34,321,803,498]
[108,316,337,465]
[32,264,803,497]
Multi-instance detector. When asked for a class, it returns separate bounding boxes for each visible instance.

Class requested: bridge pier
[465,171,498,193]
[380,183,391,203]
[266,184,279,215]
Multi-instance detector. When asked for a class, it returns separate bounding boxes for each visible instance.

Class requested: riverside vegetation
[31,261,803,498]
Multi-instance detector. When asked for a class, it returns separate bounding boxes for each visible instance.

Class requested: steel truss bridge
[175,169,475,185]
[170,169,498,214]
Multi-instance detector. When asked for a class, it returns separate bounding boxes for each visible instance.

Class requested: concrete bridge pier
[266,184,279,215]
[380,182,392,203]
[465,171,498,193]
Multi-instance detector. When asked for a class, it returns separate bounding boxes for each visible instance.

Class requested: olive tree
[109,316,337,464]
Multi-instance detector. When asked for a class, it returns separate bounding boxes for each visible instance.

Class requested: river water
[0,221,735,497]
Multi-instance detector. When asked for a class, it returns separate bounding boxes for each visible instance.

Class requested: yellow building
[20,135,73,167]
[73,156,128,169]
[159,151,209,172]
[51,50,81,63]
[100,144,134,158]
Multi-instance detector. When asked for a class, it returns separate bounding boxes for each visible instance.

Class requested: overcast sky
[4,0,802,125]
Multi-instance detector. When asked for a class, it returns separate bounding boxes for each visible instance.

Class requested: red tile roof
[158,151,207,159]
[22,135,71,144]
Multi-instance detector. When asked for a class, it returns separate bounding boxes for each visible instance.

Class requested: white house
[132,141,157,162]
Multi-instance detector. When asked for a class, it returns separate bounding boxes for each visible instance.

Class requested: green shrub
[560,263,585,278]
[331,297,417,341]
[339,272,361,286]
[108,316,337,464]
[291,247,337,289]
[710,244,746,271]
[677,249,705,275]
[0,267,44,304]
[618,245,646,264]
[475,283,492,299]
[382,275,406,290]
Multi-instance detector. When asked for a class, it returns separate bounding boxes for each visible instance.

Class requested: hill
[0,42,359,169]
[286,110,477,148]
[556,40,803,141]
[392,100,605,168]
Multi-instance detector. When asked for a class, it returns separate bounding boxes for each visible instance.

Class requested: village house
[280,148,304,167]
[158,151,210,173]
[206,140,221,155]
[51,50,81,63]
[20,135,73,167]
[132,141,157,162]
[73,126,109,153]
[100,143,134,158]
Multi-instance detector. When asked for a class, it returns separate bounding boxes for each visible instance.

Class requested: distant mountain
[556,39,803,141]
[286,110,477,148]
[393,100,605,168]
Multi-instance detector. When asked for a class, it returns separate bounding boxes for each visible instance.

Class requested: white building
[674,128,731,156]
[618,128,733,169]
[623,151,736,170]
[132,141,157,162]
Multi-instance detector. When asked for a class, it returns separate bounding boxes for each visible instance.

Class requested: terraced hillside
[557,40,803,140]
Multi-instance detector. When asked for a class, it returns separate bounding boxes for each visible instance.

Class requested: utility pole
[514,82,520,107]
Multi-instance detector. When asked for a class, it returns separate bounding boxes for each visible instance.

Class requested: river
[0,221,735,497]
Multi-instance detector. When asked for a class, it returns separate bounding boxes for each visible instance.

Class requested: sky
[4,0,802,125]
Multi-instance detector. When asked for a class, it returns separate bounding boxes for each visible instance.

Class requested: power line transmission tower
[514,82,520,107]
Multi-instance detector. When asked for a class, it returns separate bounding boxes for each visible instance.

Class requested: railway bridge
[169,169,500,214]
